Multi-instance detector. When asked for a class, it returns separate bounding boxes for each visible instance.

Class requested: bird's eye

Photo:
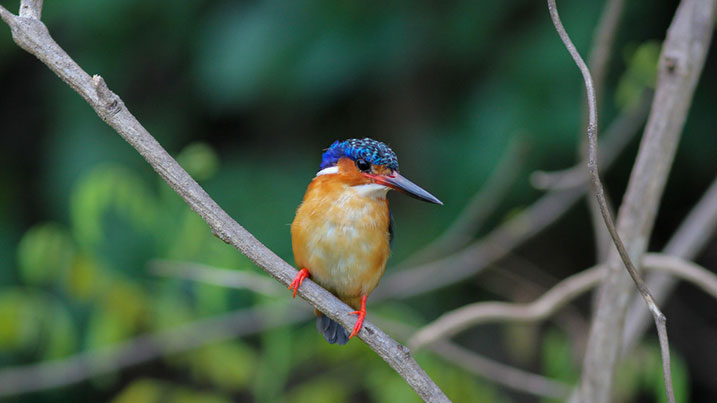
[356,159,371,172]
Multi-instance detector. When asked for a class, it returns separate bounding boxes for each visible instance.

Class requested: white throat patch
[353,183,389,199]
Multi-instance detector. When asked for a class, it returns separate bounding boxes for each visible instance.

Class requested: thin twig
[408,253,717,351]
[547,1,675,400]
[581,0,627,260]
[531,91,651,191]
[0,5,449,401]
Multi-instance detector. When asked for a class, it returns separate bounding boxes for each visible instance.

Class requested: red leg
[288,268,310,298]
[349,295,368,339]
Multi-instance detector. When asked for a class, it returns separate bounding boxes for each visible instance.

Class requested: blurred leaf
[17,223,75,286]
[367,367,421,403]
[71,164,158,252]
[86,280,147,348]
[176,142,219,181]
[287,377,349,403]
[0,289,43,351]
[111,378,232,403]
[42,298,77,358]
[170,341,257,391]
[541,329,578,398]
[254,320,294,403]
[616,41,661,110]
[62,253,103,301]
[0,289,76,357]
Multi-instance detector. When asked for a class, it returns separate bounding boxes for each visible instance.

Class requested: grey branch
[546,0,715,400]
[0,5,449,402]
[622,176,717,352]
[582,0,627,261]
[531,91,651,191]
[376,317,571,399]
[553,0,716,401]
[408,254,717,351]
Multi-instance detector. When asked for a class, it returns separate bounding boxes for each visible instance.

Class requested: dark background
[1,0,715,401]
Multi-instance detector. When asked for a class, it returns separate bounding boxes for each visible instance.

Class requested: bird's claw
[288,268,310,298]
[348,310,366,339]
[348,294,368,339]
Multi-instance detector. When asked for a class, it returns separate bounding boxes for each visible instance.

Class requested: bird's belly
[292,196,390,302]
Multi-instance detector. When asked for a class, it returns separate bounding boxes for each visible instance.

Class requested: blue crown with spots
[319,138,399,170]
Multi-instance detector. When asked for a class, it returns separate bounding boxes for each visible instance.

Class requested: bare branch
[561,0,716,400]
[19,0,43,19]
[409,265,604,350]
[0,7,449,402]
[376,317,571,399]
[408,254,717,351]
[148,260,286,297]
[581,0,627,261]
[623,176,717,352]
[531,91,651,191]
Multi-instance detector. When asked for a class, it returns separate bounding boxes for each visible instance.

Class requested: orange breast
[291,174,391,309]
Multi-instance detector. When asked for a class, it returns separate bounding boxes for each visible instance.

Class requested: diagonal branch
[0,5,449,402]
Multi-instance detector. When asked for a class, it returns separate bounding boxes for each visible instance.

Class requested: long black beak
[366,172,443,205]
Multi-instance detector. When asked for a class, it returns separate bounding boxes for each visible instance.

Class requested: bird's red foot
[349,295,368,339]
[288,268,310,298]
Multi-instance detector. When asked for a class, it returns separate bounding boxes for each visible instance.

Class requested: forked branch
[546,0,675,401]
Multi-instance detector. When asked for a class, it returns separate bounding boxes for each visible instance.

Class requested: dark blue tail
[316,315,349,345]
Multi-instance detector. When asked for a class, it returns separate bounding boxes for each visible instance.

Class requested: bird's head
[316,138,443,205]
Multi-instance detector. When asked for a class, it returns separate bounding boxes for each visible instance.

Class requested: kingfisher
[289,138,442,345]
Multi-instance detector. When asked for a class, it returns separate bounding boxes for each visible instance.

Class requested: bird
[289,138,442,344]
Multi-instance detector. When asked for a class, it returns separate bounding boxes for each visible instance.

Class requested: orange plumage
[291,157,391,311]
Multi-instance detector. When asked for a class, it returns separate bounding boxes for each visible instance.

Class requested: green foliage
[615,342,690,403]
[17,223,75,286]
[541,329,579,386]
[170,341,257,391]
[0,289,76,358]
[177,142,220,182]
[111,378,232,403]
[615,41,661,110]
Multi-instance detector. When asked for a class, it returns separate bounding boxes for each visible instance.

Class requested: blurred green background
[1,0,715,402]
